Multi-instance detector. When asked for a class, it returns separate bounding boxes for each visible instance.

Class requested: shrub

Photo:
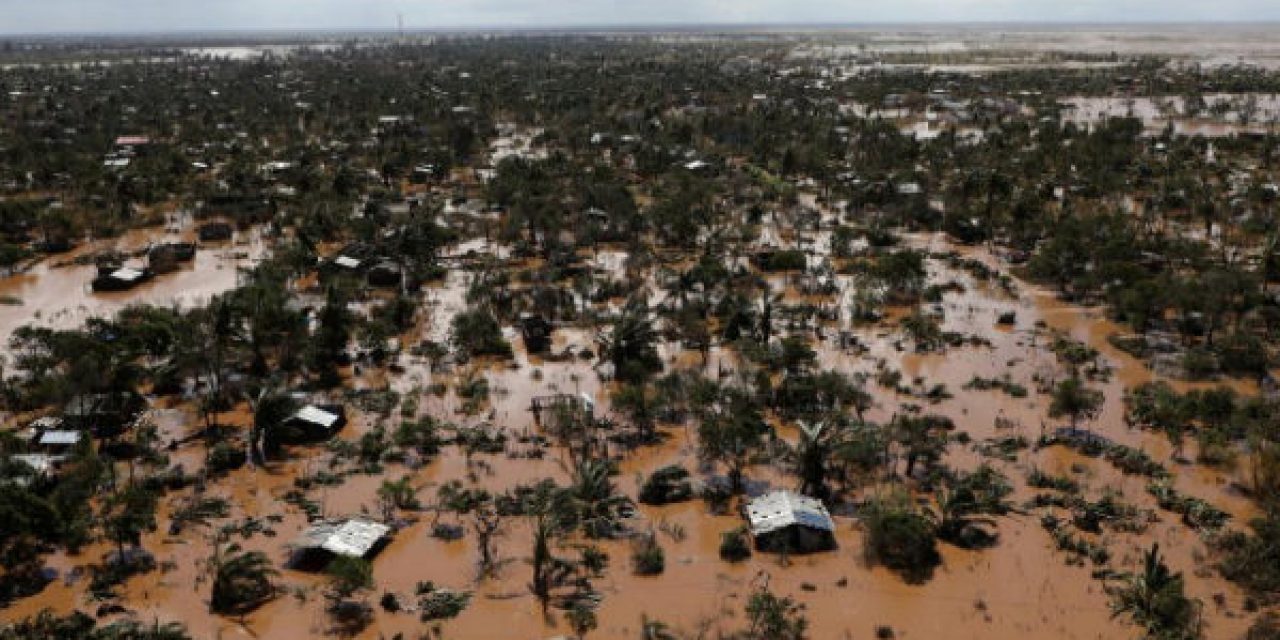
[638,465,694,505]
[450,308,512,359]
[861,493,939,584]
[631,532,665,575]
[719,526,752,562]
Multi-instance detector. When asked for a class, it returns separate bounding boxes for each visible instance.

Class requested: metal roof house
[746,491,836,553]
[63,392,146,437]
[91,266,150,292]
[289,519,391,569]
[279,404,347,443]
[37,430,82,452]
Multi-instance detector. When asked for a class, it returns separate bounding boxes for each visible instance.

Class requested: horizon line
[5,20,1280,39]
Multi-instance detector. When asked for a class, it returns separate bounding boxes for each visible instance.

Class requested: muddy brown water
[0,222,1269,639]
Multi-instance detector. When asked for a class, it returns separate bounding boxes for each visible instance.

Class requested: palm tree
[245,387,297,463]
[569,459,632,538]
[95,619,193,640]
[599,297,662,384]
[1109,543,1201,639]
[529,512,572,614]
[640,616,679,640]
[929,485,998,548]
[209,546,278,614]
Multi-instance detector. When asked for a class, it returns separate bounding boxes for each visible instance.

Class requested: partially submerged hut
[366,260,403,288]
[197,221,234,242]
[147,242,196,274]
[530,393,594,431]
[278,404,347,443]
[519,313,554,354]
[91,266,150,292]
[63,392,145,437]
[746,491,836,553]
[289,518,391,569]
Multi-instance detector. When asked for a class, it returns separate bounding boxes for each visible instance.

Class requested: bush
[450,308,512,359]
[760,249,807,272]
[631,532,665,575]
[719,526,752,562]
[638,465,694,505]
[206,441,247,475]
[861,494,939,584]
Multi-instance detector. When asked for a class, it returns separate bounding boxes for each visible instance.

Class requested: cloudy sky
[0,0,1275,34]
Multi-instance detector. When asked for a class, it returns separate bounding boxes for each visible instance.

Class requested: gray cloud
[0,0,1274,34]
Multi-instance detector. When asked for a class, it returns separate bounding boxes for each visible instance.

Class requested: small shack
[530,393,594,431]
[197,221,234,242]
[92,266,150,292]
[63,392,145,437]
[37,429,82,455]
[746,491,836,553]
[279,404,347,443]
[519,313,554,354]
[147,242,196,274]
[289,518,390,569]
[366,260,403,288]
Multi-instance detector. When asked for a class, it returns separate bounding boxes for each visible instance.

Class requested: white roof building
[110,267,146,283]
[293,519,390,558]
[746,491,835,537]
[292,405,341,429]
[38,430,82,447]
[333,255,361,270]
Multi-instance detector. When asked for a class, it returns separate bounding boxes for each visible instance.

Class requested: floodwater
[0,211,1268,639]
[0,219,266,344]
[1060,94,1280,136]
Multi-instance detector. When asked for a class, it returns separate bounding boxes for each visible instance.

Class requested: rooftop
[292,405,341,428]
[746,490,835,536]
[293,519,390,558]
[38,430,82,447]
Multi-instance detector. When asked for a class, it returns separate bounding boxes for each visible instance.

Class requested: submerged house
[289,518,390,569]
[146,242,196,274]
[197,221,234,242]
[530,393,594,432]
[91,266,150,292]
[278,404,347,443]
[746,491,836,553]
[366,260,403,288]
[518,313,554,354]
[63,392,146,437]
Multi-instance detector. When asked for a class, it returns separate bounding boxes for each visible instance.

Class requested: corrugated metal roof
[293,405,340,428]
[746,491,834,536]
[295,519,390,558]
[38,430,82,446]
[111,267,145,282]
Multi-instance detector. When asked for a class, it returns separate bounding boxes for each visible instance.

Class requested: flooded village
[2,26,1280,639]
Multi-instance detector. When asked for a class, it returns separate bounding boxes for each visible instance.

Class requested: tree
[327,556,374,600]
[1109,543,1201,639]
[472,506,504,580]
[568,458,632,538]
[698,387,769,493]
[565,603,599,639]
[209,546,277,614]
[600,298,662,383]
[1050,375,1105,431]
[861,492,940,584]
[742,584,808,639]
[101,484,158,562]
[528,512,571,614]
[450,308,513,359]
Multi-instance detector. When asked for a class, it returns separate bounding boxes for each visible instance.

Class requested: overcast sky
[0,0,1276,34]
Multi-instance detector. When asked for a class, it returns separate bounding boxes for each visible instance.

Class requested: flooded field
[0,210,1264,639]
